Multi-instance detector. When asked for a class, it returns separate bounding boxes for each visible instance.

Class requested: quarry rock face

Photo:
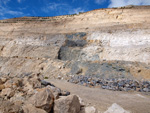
[0,5,150,113]
[0,6,150,80]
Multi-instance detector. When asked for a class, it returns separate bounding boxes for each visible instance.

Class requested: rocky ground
[0,73,96,113]
[1,73,148,113]
[0,5,150,113]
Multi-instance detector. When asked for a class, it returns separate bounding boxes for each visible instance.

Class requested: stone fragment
[84,106,98,113]
[10,92,25,103]
[143,88,150,92]
[23,75,42,95]
[0,88,15,98]
[1,77,7,83]
[0,78,3,85]
[60,90,70,96]
[4,80,12,88]
[54,95,80,113]
[104,103,130,113]
[0,84,5,90]
[23,104,47,113]
[47,86,61,99]
[4,78,22,89]
[79,106,98,113]
[23,77,34,95]
[41,80,55,87]
[77,95,85,107]
[0,100,23,113]
[27,87,54,112]
[24,74,41,89]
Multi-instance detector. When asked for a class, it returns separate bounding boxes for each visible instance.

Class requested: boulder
[104,103,130,113]
[28,75,42,88]
[47,86,61,99]
[0,78,3,85]
[4,78,22,89]
[0,77,7,83]
[10,92,25,103]
[84,106,98,113]
[79,106,98,113]
[26,87,54,112]
[0,88,15,98]
[4,80,13,88]
[23,74,41,88]
[23,104,47,113]
[77,95,85,107]
[41,80,55,87]
[23,75,42,95]
[0,100,22,113]
[54,95,80,113]
[23,78,34,95]
[60,90,70,96]
[0,84,5,90]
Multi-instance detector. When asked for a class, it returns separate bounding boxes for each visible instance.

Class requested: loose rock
[23,104,47,113]
[26,87,54,112]
[68,75,150,92]
[54,95,81,113]
[104,103,130,113]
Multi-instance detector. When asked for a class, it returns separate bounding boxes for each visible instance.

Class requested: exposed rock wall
[86,30,150,63]
[0,34,65,59]
[0,6,150,80]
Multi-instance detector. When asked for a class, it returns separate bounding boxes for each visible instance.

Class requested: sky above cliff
[0,0,150,20]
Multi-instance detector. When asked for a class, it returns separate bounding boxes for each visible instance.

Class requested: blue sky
[0,0,150,20]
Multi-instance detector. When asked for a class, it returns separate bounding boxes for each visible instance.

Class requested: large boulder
[22,104,47,113]
[26,87,54,112]
[54,95,80,113]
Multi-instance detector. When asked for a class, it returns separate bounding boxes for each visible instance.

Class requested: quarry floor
[49,79,150,113]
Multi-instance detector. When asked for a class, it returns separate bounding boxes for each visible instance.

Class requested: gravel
[68,75,150,92]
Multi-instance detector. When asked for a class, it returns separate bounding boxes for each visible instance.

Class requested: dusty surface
[49,79,150,113]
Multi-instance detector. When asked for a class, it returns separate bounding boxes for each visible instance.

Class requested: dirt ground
[48,79,150,113]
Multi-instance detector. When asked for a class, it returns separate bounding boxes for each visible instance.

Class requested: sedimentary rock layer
[0,6,150,80]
